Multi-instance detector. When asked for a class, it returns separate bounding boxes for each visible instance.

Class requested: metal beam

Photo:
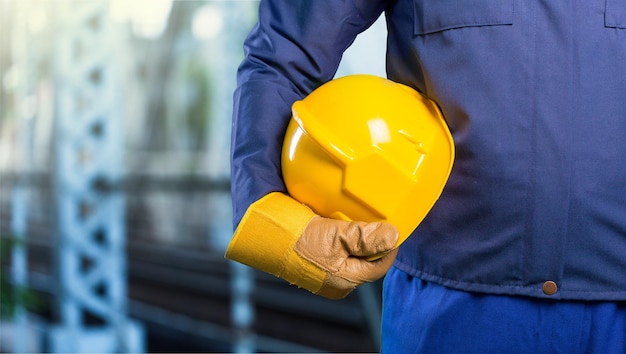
[51,1,142,351]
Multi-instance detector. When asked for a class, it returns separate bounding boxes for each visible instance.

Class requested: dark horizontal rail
[0,172,231,193]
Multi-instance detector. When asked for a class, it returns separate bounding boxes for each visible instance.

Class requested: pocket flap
[605,0,626,28]
[414,0,514,35]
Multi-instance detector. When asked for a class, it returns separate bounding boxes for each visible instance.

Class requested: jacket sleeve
[230,0,386,227]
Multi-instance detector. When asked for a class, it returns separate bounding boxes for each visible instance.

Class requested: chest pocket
[413,0,514,35]
[605,0,626,28]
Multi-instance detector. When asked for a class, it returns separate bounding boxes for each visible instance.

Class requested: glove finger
[339,221,399,257]
[297,217,398,269]
[316,248,399,300]
[340,247,399,283]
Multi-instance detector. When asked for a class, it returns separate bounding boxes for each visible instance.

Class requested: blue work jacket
[231,0,626,301]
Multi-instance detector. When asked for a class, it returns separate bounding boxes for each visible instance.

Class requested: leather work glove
[225,192,399,299]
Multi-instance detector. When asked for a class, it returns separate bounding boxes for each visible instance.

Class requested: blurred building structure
[50,0,143,351]
[0,0,387,352]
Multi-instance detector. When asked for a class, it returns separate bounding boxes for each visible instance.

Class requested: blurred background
[0,0,386,352]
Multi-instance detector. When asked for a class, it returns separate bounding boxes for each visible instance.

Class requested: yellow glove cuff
[225,192,326,292]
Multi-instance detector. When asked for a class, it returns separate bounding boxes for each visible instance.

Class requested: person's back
[384,0,626,301]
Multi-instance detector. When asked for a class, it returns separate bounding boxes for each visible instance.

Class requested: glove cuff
[225,192,326,291]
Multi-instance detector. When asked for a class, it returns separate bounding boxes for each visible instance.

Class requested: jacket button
[542,281,558,295]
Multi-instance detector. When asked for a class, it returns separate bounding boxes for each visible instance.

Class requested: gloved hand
[225,192,399,299]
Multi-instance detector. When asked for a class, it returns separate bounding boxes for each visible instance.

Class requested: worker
[226,1,626,352]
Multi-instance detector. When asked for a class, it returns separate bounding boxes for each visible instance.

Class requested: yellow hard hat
[281,74,455,247]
